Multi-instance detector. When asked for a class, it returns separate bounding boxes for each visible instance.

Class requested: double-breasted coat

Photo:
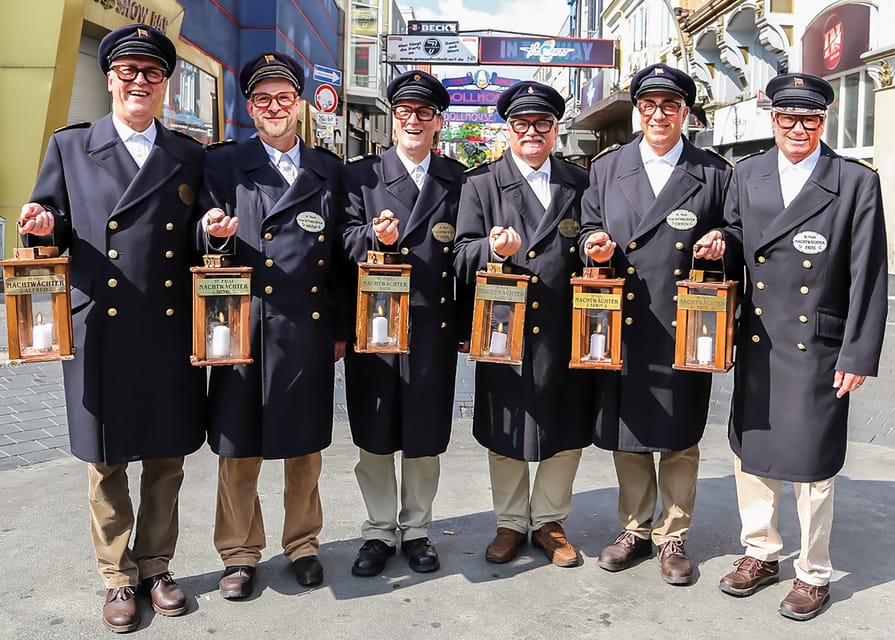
[199,137,348,459]
[722,143,887,482]
[341,148,468,458]
[453,153,592,461]
[27,115,207,464]
[579,137,732,452]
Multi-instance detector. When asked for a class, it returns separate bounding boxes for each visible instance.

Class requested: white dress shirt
[260,136,301,185]
[112,115,156,169]
[639,137,684,197]
[396,147,431,192]
[777,144,821,208]
[510,151,552,210]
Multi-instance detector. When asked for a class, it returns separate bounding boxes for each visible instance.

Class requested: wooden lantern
[1,247,74,364]
[672,269,737,373]
[190,254,253,366]
[569,266,624,370]
[469,263,530,366]
[355,251,411,354]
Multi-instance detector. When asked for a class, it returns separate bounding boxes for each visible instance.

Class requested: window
[162,59,218,144]
[823,69,874,158]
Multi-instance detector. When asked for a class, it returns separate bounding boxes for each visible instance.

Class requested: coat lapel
[495,154,533,234]
[241,136,289,212]
[85,115,138,214]
[631,140,704,240]
[113,123,184,217]
[528,156,575,250]
[266,141,326,221]
[403,152,452,241]
[612,139,655,247]
[382,148,420,216]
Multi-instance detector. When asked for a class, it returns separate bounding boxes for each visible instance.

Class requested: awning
[569,90,632,131]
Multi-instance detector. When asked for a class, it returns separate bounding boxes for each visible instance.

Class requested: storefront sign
[712,97,773,146]
[479,37,614,67]
[94,0,170,32]
[442,111,504,124]
[802,3,870,76]
[408,20,459,34]
[386,35,478,64]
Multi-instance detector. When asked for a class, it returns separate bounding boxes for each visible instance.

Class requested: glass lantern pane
[206,296,234,358]
[368,292,396,346]
[487,301,512,356]
[583,308,610,361]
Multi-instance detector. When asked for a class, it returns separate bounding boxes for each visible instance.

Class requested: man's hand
[583,231,616,263]
[18,203,55,236]
[373,209,400,245]
[833,370,866,399]
[334,340,347,362]
[489,226,521,257]
[203,208,239,237]
[693,230,725,261]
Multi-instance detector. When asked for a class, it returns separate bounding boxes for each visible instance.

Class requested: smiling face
[773,111,825,164]
[507,113,557,169]
[638,90,689,157]
[391,99,443,164]
[107,54,167,132]
[247,78,301,152]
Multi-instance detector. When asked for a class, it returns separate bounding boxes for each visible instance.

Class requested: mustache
[520,135,546,144]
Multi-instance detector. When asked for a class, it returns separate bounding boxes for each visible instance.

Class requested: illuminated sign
[479,37,614,67]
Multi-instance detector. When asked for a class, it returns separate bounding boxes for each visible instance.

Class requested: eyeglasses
[774,113,824,131]
[250,92,300,109]
[637,100,684,117]
[110,65,167,84]
[391,105,439,122]
[508,118,556,134]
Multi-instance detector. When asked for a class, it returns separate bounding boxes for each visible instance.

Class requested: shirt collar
[639,136,684,166]
[777,143,821,174]
[260,136,301,167]
[112,114,157,145]
[510,151,551,182]
[396,147,432,178]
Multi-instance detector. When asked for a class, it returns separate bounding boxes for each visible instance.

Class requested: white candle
[210,325,231,357]
[696,335,714,365]
[32,321,53,351]
[489,330,508,355]
[372,315,389,344]
[589,332,606,360]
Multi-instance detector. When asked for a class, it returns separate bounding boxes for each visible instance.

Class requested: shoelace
[792,578,827,596]
[659,539,684,558]
[733,556,765,573]
[109,586,136,601]
[613,531,642,547]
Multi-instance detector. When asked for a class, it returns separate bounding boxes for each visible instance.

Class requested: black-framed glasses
[391,105,439,121]
[110,65,167,84]
[508,118,555,134]
[774,113,824,131]
[250,92,299,109]
[637,100,684,117]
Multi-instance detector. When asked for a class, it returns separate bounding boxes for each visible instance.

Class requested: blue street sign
[313,65,342,86]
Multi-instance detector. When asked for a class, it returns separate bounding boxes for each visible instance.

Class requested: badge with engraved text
[296,211,326,232]
[558,218,580,238]
[432,222,455,242]
[792,231,828,254]
[178,184,195,206]
[666,209,697,230]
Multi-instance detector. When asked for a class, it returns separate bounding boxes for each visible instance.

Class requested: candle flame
[218,311,225,323]
[596,323,603,334]
[497,322,504,333]
[702,324,709,335]
[36,312,43,325]
[376,305,385,316]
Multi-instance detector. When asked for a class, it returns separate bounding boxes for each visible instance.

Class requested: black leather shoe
[352,539,396,577]
[402,537,440,573]
[219,565,255,600]
[293,555,324,587]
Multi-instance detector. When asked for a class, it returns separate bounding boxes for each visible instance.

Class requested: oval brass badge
[178,184,195,206]
[432,222,455,242]
[296,211,326,232]
[666,209,697,230]
[792,230,828,254]
[558,218,580,238]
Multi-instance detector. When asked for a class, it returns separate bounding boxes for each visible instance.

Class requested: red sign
[314,84,338,113]
[801,3,869,77]
[823,17,842,71]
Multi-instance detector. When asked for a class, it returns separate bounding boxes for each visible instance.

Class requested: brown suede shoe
[219,565,255,600]
[103,586,140,633]
[485,527,527,563]
[140,572,187,616]
[657,539,693,585]
[719,556,779,596]
[779,579,830,621]
[597,531,652,571]
[531,522,580,568]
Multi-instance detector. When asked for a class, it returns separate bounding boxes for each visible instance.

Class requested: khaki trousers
[87,457,184,588]
[613,444,700,545]
[733,456,834,586]
[354,449,440,545]
[214,453,323,566]
[488,448,582,533]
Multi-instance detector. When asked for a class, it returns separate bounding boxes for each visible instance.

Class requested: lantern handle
[14,214,58,250]
[203,229,238,258]
[689,253,728,282]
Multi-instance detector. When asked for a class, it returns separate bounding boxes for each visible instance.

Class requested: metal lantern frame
[1,246,74,364]
[569,266,624,370]
[672,267,737,373]
[354,251,411,354]
[190,254,253,366]
[469,263,530,366]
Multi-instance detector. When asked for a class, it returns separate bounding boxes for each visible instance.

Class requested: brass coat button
[164,279,173,288]
[797,342,807,351]
[107,278,118,288]
[107,249,119,259]
[317,259,325,267]
[531,301,540,309]
[671,320,677,327]
[800,286,809,295]
[625,317,633,326]
[756,282,766,290]
[165,308,174,317]
[263,232,273,241]
[312,311,320,320]
[627,266,636,275]
[757,256,766,264]
[442,271,448,278]
[799,315,808,323]
[569,246,576,254]
[108,220,118,230]
[528,250,536,259]
[754,307,763,316]
[532,326,540,334]
[441,322,447,329]
[675,242,684,250]
[802,260,812,269]
[265,259,274,267]
[752,335,760,343]
[628,241,637,250]
[443,246,449,254]
[107,308,118,317]
[672,295,678,302]
[311,286,319,293]
[626,292,635,301]
[673,268,682,276]
[531,276,539,284]
[401,247,410,255]
[440,297,446,304]
[264,285,273,294]
[165,250,174,258]
[165,222,174,231]
[318,234,326,243]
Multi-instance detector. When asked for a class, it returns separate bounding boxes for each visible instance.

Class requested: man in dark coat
[697,73,887,620]
[199,52,348,599]
[581,64,732,585]
[454,81,591,568]
[18,24,205,632]
[341,71,468,576]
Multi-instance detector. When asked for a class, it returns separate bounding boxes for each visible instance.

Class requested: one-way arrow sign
[313,64,342,86]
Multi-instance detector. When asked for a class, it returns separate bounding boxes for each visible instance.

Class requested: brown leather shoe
[103,586,140,633]
[657,539,693,585]
[219,565,255,600]
[485,527,527,563]
[531,522,580,568]
[779,579,830,621]
[719,556,779,596]
[139,572,187,616]
[597,531,652,571]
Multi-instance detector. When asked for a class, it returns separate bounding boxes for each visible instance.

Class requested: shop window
[824,69,874,157]
[162,59,219,145]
